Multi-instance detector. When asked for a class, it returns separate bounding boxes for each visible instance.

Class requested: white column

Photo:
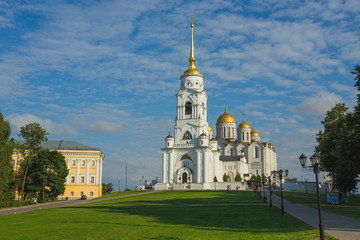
[76,159,80,185]
[169,152,174,184]
[99,159,103,185]
[95,159,100,185]
[66,160,71,184]
[162,153,167,183]
[197,151,201,183]
[204,151,209,182]
[86,159,90,184]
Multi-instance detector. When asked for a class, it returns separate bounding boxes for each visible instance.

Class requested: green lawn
[94,190,145,199]
[308,205,360,221]
[274,191,360,221]
[0,191,336,240]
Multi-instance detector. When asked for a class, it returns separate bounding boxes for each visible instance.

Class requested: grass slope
[0,191,336,240]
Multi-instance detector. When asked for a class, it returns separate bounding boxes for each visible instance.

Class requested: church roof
[17,140,99,150]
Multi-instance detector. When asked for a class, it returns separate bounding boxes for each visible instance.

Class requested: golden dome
[251,129,260,137]
[217,107,236,124]
[208,125,213,131]
[238,116,251,129]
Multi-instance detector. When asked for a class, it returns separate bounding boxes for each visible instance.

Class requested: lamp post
[304,177,309,193]
[268,176,272,207]
[271,169,288,216]
[299,153,324,240]
[262,178,266,203]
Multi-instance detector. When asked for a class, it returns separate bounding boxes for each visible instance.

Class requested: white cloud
[88,121,124,134]
[294,90,344,116]
[7,113,77,137]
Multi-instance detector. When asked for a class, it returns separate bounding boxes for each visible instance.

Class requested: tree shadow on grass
[63,196,315,237]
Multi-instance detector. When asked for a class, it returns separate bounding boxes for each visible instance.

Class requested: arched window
[223,127,226,137]
[230,148,233,156]
[247,132,249,141]
[255,146,259,158]
[242,132,244,141]
[183,131,192,140]
[185,102,192,115]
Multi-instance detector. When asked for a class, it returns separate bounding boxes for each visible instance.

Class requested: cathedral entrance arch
[182,172,187,183]
[177,167,193,184]
[228,171,234,182]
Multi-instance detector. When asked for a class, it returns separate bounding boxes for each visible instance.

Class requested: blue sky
[1,0,359,189]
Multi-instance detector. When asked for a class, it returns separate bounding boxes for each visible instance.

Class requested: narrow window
[71,176,75,183]
[247,132,249,141]
[230,149,233,156]
[90,192,93,196]
[255,147,259,158]
[81,176,85,183]
[185,102,192,115]
[82,160,86,166]
[72,160,76,166]
[91,160,95,166]
[90,176,95,183]
[223,127,226,137]
[71,191,74,196]
[242,132,244,141]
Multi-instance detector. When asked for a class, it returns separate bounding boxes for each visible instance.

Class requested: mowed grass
[0,191,336,240]
[274,191,360,221]
[94,190,145,199]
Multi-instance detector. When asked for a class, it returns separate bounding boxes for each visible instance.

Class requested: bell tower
[174,18,209,144]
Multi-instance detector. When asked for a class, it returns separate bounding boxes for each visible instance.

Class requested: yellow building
[12,140,104,200]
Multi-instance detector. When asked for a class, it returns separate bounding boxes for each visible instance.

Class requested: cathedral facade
[155,21,277,190]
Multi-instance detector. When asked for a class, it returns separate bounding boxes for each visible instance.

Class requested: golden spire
[182,17,202,77]
[189,16,195,68]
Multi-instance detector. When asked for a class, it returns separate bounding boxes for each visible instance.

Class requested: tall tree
[17,123,48,200]
[316,65,360,193]
[25,150,68,200]
[0,113,14,201]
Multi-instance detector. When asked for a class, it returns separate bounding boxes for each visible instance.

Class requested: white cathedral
[155,21,277,190]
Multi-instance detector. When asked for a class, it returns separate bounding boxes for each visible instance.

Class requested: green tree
[102,183,114,195]
[235,173,242,182]
[316,65,360,193]
[17,123,48,200]
[222,173,228,182]
[25,150,68,200]
[0,113,15,201]
[213,176,218,182]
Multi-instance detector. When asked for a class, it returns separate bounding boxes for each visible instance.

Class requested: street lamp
[271,169,288,216]
[299,153,324,240]
[262,177,266,203]
[268,176,272,207]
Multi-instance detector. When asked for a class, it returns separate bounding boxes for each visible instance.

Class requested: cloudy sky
[1,0,359,189]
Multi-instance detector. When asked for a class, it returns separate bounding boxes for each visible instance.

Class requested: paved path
[0,191,155,216]
[262,190,360,240]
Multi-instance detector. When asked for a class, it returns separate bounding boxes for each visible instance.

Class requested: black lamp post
[262,178,266,202]
[299,153,324,240]
[272,169,288,216]
[268,176,272,207]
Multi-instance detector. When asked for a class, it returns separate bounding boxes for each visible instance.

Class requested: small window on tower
[185,102,192,115]
[183,131,192,140]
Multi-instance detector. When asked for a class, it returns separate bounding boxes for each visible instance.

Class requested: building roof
[18,140,99,151]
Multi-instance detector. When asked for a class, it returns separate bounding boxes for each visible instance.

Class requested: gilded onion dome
[251,128,260,137]
[238,115,251,129]
[217,107,236,123]
[208,125,213,131]
[181,17,203,77]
